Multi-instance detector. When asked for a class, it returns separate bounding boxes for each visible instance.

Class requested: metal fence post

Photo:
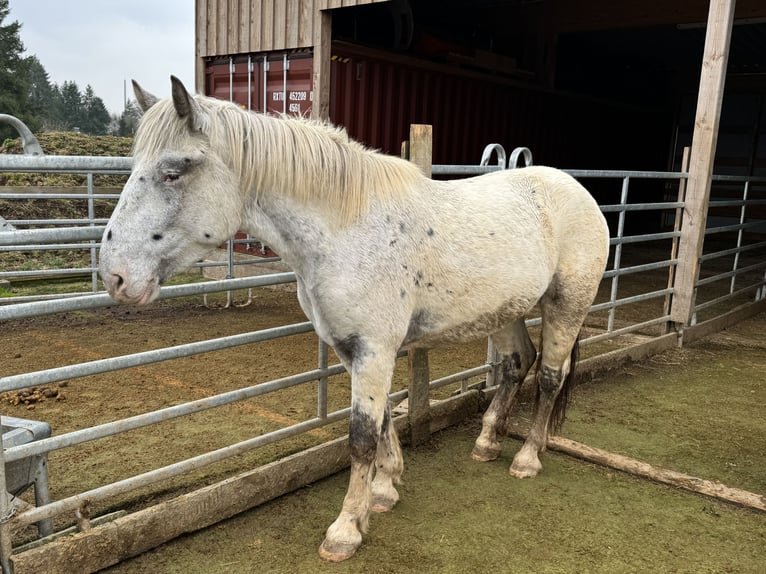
[406,124,433,446]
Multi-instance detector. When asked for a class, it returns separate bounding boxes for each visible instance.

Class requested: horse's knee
[349,406,379,463]
[538,364,564,395]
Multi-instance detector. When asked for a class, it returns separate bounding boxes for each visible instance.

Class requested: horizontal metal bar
[600,202,684,213]
[708,199,766,208]
[0,193,120,200]
[582,315,672,346]
[5,362,348,463]
[602,259,676,279]
[0,321,314,393]
[590,287,675,314]
[704,220,765,236]
[0,272,296,321]
[14,405,352,527]
[0,267,94,279]
[429,364,492,390]
[610,231,680,245]
[699,240,766,262]
[0,243,97,253]
[431,164,502,175]
[0,226,104,246]
[695,260,766,287]
[694,280,766,312]
[711,173,766,183]
[565,169,688,179]
[7,219,110,226]
[0,154,132,172]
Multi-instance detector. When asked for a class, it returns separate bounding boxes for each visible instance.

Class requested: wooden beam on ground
[670,0,737,326]
[544,435,766,513]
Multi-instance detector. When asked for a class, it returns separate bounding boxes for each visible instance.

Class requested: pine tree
[81,85,111,135]
[0,0,31,139]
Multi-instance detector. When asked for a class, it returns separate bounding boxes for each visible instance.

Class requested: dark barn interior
[331,0,766,176]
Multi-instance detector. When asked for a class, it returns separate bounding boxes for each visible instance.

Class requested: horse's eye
[163,173,180,183]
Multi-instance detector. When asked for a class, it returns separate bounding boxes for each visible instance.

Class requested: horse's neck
[243,192,333,273]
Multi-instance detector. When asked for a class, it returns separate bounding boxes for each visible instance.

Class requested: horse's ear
[170,75,203,130]
[132,80,159,113]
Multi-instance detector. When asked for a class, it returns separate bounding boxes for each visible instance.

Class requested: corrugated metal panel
[329,43,668,168]
[203,43,668,169]
[205,52,313,114]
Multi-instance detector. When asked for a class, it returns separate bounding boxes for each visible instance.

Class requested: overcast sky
[8,0,195,116]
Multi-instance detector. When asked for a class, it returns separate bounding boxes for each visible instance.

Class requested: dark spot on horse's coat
[427,227,434,236]
[414,271,424,286]
[390,239,397,247]
[368,396,374,402]
[139,176,145,182]
[349,406,378,462]
[400,289,407,298]
[106,230,112,241]
[399,222,406,233]
[427,282,434,289]
[405,309,435,343]
[204,233,211,239]
[402,264,408,271]
[539,365,563,394]
[152,233,163,241]
[489,231,495,236]
[333,333,365,365]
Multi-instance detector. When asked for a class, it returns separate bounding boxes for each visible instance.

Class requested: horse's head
[99,77,243,304]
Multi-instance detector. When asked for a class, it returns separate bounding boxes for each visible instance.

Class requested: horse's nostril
[115,274,124,289]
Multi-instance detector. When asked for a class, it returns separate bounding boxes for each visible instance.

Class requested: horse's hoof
[470,444,501,462]
[509,460,541,479]
[371,494,398,513]
[319,538,359,562]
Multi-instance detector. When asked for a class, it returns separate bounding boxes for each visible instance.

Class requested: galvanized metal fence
[1,138,765,573]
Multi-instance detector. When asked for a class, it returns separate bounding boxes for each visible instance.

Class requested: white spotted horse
[99,77,609,562]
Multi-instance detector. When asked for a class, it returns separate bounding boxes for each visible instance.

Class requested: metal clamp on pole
[479,143,506,168]
[509,147,533,169]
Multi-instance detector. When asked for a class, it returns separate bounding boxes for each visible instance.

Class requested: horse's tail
[546,333,580,435]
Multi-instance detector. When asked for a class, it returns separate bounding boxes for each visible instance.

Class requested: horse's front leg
[319,345,396,562]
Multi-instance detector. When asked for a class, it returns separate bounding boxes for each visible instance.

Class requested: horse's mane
[133,96,424,224]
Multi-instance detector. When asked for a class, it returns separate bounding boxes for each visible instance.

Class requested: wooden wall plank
[227,0,239,54]
[239,0,251,53]
[286,0,300,48]
[273,0,286,50]
[261,0,274,52]
[250,0,262,52]
[298,0,315,47]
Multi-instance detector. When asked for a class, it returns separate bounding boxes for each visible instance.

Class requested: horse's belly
[403,295,536,348]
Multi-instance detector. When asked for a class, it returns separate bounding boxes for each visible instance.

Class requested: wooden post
[664,146,690,334]
[311,8,332,120]
[407,124,433,445]
[670,0,736,327]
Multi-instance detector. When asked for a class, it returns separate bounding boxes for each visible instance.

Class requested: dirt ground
[99,311,765,574]
[1,286,764,572]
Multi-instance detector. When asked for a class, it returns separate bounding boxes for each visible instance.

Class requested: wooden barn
[194,0,766,177]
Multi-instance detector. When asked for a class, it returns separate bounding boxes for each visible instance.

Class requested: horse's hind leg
[371,404,403,512]
[471,319,536,462]
[509,280,591,479]
[319,343,396,562]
